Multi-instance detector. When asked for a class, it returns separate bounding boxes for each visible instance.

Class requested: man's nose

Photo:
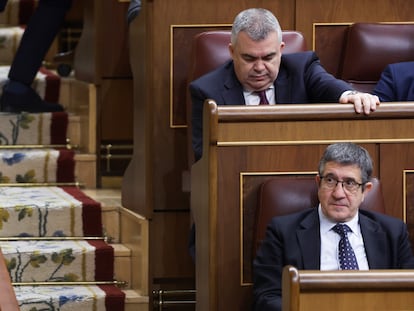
[253,59,265,70]
[332,181,346,195]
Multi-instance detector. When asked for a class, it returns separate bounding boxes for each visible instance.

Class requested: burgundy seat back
[186,30,307,166]
[189,30,307,81]
[254,176,385,255]
[340,23,414,93]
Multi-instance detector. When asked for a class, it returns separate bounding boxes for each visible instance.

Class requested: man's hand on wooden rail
[339,90,380,115]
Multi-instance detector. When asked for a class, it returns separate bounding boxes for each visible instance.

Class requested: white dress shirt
[318,204,369,270]
[243,86,275,105]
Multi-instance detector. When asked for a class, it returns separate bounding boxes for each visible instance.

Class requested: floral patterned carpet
[0,2,125,309]
[0,112,124,309]
[0,186,125,310]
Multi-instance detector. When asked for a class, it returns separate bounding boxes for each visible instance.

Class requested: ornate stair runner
[0,112,126,310]
[0,2,133,309]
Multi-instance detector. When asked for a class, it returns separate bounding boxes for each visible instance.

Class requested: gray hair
[318,143,373,185]
[231,8,282,45]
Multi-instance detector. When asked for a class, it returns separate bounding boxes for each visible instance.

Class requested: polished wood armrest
[283,265,414,311]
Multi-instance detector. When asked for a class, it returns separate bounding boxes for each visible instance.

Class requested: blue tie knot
[332,223,352,237]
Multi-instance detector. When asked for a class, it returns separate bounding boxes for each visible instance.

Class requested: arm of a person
[127,0,141,24]
[372,65,397,102]
[397,222,414,269]
[189,83,206,162]
[302,52,379,114]
[252,219,284,311]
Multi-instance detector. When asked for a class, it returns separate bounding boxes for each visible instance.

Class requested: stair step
[113,243,132,288]
[124,289,149,311]
[74,153,97,188]
[2,240,114,283]
[0,111,68,146]
[13,284,126,311]
[0,186,103,237]
[0,148,75,184]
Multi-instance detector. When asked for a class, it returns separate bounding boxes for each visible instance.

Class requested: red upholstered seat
[340,23,414,93]
[253,176,385,255]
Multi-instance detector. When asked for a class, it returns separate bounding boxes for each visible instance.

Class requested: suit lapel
[297,209,321,269]
[359,213,388,269]
[221,63,245,105]
[274,66,292,103]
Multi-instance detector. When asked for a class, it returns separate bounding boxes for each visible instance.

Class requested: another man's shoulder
[384,61,414,76]
[281,50,318,64]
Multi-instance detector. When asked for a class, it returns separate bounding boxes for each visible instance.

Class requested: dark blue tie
[332,224,359,270]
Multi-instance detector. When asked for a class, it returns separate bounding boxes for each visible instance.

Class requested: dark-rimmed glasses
[320,176,364,193]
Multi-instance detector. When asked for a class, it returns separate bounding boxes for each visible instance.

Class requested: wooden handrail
[211,100,414,122]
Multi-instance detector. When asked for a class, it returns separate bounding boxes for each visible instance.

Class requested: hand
[339,91,380,115]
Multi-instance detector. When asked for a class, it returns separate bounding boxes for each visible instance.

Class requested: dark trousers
[4,0,73,85]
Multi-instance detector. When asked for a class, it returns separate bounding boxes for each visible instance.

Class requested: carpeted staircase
[0,1,149,310]
[0,111,127,310]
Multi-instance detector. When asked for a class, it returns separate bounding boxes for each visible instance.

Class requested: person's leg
[0,0,8,12]
[1,0,73,113]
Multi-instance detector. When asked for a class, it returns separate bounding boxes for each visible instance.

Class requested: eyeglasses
[320,176,364,193]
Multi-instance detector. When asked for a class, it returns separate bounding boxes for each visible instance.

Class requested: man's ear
[363,181,373,193]
[315,175,321,186]
[280,41,286,52]
[228,43,234,58]
[361,181,373,202]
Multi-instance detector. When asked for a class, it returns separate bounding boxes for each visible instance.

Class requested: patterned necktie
[256,90,269,105]
[332,223,359,270]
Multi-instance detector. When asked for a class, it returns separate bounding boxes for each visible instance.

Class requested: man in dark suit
[253,142,414,311]
[373,61,414,102]
[189,8,380,162]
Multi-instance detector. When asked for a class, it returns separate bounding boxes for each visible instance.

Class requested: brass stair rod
[12,280,128,287]
[153,289,196,310]
[0,182,83,187]
[0,236,107,241]
[0,144,77,150]
[155,289,196,296]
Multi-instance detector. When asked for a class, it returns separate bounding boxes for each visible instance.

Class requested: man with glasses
[253,142,414,311]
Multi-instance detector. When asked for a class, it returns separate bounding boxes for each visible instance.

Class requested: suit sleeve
[252,219,284,311]
[397,222,414,268]
[372,65,397,102]
[189,82,205,162]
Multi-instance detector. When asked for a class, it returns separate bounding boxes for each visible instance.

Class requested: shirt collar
[318,204,360,235]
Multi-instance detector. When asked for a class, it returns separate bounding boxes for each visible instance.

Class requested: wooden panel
[74,0,131,83]
[151,212,195,278]
[283,266,414,311]
[100,79,133,141]
[405,171,414,249]
[191,101,414,310]
[313,24,350,77]
[380,144,414,219]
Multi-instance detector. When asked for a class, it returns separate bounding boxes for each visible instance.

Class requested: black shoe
[0,81,64,113]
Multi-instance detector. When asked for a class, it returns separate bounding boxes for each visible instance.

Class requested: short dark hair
[318,143,373,184]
